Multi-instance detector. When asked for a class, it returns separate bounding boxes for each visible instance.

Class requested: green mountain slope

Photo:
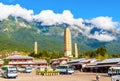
[0,16,120,54]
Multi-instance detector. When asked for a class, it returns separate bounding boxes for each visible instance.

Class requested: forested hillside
[0,16,120,56]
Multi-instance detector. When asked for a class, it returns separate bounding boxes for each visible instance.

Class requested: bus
[108,66,120,76]
[1,65,18,78]
[56,65,74,74]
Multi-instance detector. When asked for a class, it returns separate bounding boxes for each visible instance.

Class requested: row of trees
[29,50,64,63]
[79,46,120,60]
[2,46,120,65]
[29,46,120,62]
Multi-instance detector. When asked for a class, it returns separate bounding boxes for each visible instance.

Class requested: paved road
[0,70,111,81]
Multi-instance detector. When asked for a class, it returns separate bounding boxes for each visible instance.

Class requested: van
[18,66,32,73]
[56,65,74,74]
[1,65,18,78]
[25,66,32,73]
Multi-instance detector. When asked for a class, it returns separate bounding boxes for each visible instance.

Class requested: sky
[0,0,120,21]
[0,0,120,42]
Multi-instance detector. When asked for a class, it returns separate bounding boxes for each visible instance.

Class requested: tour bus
[56,65,74,74]
[1,65,18,78]
[108,66,120,76]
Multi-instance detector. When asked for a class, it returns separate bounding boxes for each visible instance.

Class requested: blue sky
[0,0,120,21]
[0,0,120,42]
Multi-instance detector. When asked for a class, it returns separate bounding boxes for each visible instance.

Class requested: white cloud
[0,3,33,21]
[88,32,116,42]
[88,16,118,30]
[0,3,119,42]
[33,10,76,25]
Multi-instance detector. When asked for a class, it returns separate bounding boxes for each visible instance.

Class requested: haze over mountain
[0,3,120,54]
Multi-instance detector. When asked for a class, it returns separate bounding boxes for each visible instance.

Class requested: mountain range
[0,16,120,55]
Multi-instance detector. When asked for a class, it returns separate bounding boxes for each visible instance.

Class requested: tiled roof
[87,61,101,66]
[68,58,96,63]
[6,55,33,59]
[80,58,96,63]
[34,59,47,64]
[98,58,120,64]
[68,58,86,63]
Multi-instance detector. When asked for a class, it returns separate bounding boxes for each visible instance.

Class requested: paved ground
[0,70,111,81]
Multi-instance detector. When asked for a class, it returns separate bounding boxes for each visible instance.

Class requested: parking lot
[0,69,111,81]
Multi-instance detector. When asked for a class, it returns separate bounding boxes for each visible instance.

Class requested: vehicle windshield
[57,66,67,69]
[57,66,74,70]
[116,70,120,74]
[8,70,17,73]
[68,66,74,70]
[109,68,120,75]
[26,67,32,70]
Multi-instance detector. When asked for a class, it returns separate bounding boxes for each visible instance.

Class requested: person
[96,74,100,81]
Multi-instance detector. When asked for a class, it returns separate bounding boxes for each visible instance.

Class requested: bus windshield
[57,65,74,70]
[8,70,17,73]
[8,67,17,73]
[26,67,32,70]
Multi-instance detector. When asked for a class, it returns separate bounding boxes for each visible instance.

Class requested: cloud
[87,16,118,30]
[0,3,33,21]
[87,32,116,42]
[33,10,76,25]
[33,10,119,42]
[0,3,119,42]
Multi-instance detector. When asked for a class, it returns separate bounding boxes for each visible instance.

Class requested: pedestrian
[96,74,100,81]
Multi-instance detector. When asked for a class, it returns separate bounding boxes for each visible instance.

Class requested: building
[6,51,34,66]
[67,58,97,70]
[51,58,68,69]
[85,58,120,73]
[64,27,72,57]
[0,59,3,67]
[74,43,78,58]
[34,59,47,67]
[34,41,38,54]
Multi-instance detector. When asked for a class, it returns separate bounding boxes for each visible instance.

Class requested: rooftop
[34,59,47,64]
[68,58,96,63]
[68,58,86,63]
[98,58,120,64]
[6,51,33,59]
[6,55,33,59]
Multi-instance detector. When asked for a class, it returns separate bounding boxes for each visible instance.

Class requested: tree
[3,59,9,65]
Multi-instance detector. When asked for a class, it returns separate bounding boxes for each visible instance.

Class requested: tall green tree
[3,59,9,66]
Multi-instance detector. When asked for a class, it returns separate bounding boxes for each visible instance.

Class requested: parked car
[17,66,32,73]
[36,66,47,71]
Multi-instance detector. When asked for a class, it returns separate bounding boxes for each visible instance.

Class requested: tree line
[78,46,120,60]
[29,50,64,63]
[29,46,120,63]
